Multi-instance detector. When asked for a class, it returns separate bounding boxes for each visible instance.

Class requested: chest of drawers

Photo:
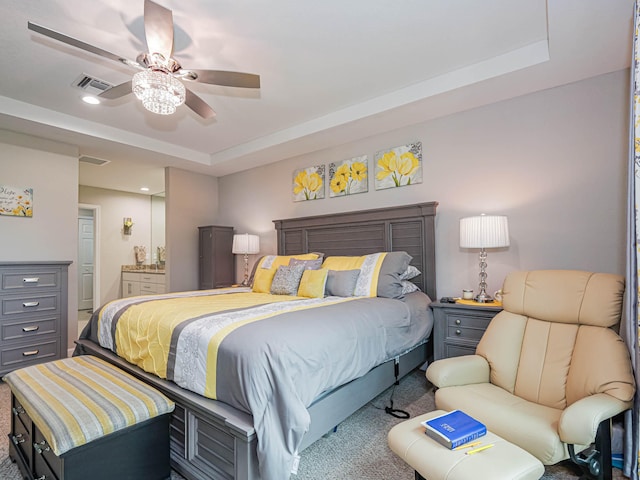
[0,261,70,375]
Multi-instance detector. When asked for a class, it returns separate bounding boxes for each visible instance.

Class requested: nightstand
[430,301,502,360]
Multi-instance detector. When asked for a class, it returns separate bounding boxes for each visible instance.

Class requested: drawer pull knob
[12,406,25,416]
[22,277,40,283]
[34,440,50,454]
[22,301,40,308]
[455,319,461,325]
[23,325,40,332]
[455,329,462,335]
[12,433,25,444]
[22,350,39,357]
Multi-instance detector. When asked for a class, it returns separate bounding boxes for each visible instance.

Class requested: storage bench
[388,410,544,480]
[4,355,175,480]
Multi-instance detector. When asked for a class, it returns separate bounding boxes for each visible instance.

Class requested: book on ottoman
[421,410,487,449]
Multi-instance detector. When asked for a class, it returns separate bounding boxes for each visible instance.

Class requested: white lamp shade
[232,234,260,255]
[460,215,510,249]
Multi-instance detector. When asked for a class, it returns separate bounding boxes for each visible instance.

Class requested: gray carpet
[0,371,629,479]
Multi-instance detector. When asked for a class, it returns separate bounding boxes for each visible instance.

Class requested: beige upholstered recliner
[426,270,636,480]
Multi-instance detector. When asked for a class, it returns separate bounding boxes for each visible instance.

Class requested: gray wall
[165,167,221,292]
[217,70,629,298]
[0,131,79,350]
[79,185,154,304]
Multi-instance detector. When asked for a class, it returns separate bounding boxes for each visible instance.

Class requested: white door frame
[78,203,101,312]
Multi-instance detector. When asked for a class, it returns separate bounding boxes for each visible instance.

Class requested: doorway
[77,204,101,336]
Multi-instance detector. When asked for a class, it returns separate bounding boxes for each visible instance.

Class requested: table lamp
[232,234,260,286]
[459,214,509,303]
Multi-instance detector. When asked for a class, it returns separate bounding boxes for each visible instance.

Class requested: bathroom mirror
[150,192,166,266]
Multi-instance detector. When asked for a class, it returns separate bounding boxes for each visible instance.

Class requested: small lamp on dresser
[232,234,260,287]
[459,214,509,303]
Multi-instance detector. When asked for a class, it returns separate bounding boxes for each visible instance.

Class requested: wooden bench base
[9,392,171,480]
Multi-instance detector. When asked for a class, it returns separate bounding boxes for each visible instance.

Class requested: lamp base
[241,254,250,287]
[474,293,493,303]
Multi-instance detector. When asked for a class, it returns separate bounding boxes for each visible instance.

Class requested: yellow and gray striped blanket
[79,287,432,480]
[3,355,174,456]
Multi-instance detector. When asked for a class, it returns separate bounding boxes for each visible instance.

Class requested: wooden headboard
[273,202,438,300]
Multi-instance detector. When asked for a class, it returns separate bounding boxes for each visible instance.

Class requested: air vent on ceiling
[79,156,110,166]
[72,74,113,96]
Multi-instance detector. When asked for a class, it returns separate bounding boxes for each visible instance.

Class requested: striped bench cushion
[3,355,175,456]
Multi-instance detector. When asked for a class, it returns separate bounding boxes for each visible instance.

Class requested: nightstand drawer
[444,343,477,358]
[446,314,491,329]
[446,323,489,342]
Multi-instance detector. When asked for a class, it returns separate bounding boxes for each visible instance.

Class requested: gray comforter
[79,289,433,479]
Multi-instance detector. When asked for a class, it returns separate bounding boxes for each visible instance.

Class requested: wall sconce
[123,217,134,235]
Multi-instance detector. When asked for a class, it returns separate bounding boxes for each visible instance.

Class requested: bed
[74,201,438,480]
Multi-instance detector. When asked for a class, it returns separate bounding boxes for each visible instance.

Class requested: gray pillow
[376,251,412,299]
[270,264,306,295]
[326,270,360,297]
[288,258,322,270]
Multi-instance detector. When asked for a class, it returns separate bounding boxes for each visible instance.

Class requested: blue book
[421,410,487,449]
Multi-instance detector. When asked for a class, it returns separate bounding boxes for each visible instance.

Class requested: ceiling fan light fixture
[132,70,185,115]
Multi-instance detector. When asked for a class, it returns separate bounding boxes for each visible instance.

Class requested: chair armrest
[425,355,490,388]
[559,393,632,445]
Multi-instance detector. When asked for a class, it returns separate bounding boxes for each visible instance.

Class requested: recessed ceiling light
[140,187,150,192]
[82,95,100,105]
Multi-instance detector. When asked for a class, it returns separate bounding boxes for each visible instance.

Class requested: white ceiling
[0,0,633,195]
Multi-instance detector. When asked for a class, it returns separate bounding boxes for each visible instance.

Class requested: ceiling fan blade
[185,89,216,119]
[98,80,132,99]
[184,69,261,89]
[144,0,174,60]
[27,21,137,68]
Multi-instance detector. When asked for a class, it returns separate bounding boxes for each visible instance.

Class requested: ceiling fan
[27,0,260,119]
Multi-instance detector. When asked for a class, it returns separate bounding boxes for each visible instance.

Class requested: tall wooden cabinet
[198,226,234,289]
[0,261,71,376]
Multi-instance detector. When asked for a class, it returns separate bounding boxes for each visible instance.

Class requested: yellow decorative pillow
[252,268,277,293]
[321,256,366,271]
[297,269,329,298]
[321,252,410,298]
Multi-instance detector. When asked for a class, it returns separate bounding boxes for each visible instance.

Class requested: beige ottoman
[388,410,544,480]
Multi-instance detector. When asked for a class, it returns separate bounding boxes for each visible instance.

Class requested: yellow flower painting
[293,165,325,201]
[374,142,422,190]
[329,155,368,197]
[0,185,33,217]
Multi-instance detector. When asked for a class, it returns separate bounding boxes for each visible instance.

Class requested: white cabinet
[121,271,165,298]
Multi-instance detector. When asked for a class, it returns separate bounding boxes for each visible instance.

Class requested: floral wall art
[0,185,33,217]
[292,165,325,202]
[329,155,368,197]
[374,141,422,190]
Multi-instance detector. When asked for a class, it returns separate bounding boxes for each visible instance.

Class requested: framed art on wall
[329,155,368,197]
[292,165,325,202]
[374,141,422,190]
[0,185,33,217]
